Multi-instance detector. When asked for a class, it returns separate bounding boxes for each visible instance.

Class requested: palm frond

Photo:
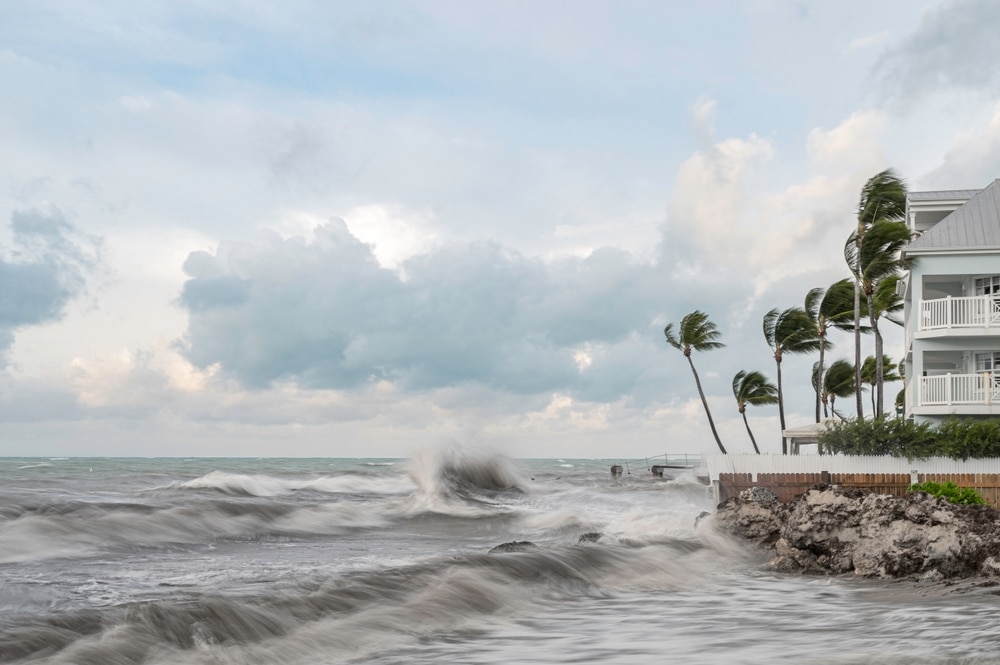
[857,169,907,229]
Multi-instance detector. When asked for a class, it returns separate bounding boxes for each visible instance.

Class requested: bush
[818,417,937,458]
[909,480,986,505]
[934,419,1000,460]
[817,417,1000,460]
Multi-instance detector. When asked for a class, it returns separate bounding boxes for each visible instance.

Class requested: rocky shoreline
[713,484,1000,582]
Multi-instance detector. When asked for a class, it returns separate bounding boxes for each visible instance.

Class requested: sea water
[1,451,998,664]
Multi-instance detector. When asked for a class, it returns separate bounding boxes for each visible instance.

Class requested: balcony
[919,295,1000,331]
[920,372,1000,406]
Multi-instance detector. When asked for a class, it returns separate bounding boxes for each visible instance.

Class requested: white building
[899,179,1000,423]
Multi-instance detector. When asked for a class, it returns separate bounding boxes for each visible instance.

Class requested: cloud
[177,218,666,398]
[919,103,1000,188]
[690,96,717,144]
[0,207,100,364]
[806,110,886,171]
[874,0,1000,104]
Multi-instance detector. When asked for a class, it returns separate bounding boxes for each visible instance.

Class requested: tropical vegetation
[664,311,728,454]
[814,359,856,420]
[732,370,778,454]
[804,279,855,422]
[763,307,820,452]
[908,481,986,506]
[861,354,901,418]
[661,168,920,454]
[845,220,910,417]
[818,417,1000,460]
[848,169,907,419]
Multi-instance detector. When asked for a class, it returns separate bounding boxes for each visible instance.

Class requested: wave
[0,448,534,565]
[162,470,415,498]
[0,533,760,664]
[404,446,529,517]
[0,498,393,564]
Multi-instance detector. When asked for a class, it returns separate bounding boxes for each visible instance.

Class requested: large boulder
[714,484,1000,580]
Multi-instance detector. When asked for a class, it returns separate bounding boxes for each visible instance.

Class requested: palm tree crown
[664,310,725,356]
[820,359,857,420]
[732,369,778,454]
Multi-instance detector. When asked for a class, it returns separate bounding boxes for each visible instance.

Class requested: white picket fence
[706,453,1000,483]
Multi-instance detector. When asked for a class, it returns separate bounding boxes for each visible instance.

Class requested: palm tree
[732,370,778,454]
[850,170,907,419]
[820,359,856,420]
[763,306,821,452]
[861,354,902,417]
[805,279,855,423]
[665,311,727,454]
[846,219,911,417]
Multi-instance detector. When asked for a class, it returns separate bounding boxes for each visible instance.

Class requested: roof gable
[905,179,1000,254]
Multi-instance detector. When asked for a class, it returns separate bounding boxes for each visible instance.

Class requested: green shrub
[817,417,1000,460]
[934,419,1000,460]
[908,480,986,505]
[818,417,937,458]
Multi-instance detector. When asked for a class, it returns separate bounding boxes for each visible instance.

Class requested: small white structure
[899,180,1000,423]
[781,420,836,455]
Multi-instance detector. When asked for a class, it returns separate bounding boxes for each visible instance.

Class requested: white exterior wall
[905,252,1000,422]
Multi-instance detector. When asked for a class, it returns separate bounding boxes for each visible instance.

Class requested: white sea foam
[165,470,415,497]
[403,445,529,517]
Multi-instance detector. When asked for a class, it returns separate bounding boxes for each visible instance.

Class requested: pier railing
[612,453,705,477]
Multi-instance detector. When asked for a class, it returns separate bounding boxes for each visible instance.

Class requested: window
[974,352,1000,372]
[975,276,1000,295]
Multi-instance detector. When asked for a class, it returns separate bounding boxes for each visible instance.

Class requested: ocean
[1,451,998,664]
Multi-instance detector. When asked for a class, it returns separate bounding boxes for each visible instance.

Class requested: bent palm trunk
[688,354,727,454]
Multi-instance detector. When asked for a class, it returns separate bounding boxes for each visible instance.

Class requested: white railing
[919,295,1000,330]
[920,372,1000,406]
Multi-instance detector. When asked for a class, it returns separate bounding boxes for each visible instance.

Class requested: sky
[3,0,1000,459]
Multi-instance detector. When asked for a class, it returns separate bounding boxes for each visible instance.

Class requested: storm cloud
[875,0,1000,104]
[0,208,99,363]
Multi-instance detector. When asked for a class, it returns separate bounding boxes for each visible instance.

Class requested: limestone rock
[714,485,1000,580]
[739,486,779,504]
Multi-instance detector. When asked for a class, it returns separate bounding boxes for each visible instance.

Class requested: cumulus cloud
[875,0,1000,104]
[666,133,775,282]
[0,207,100,364]
[177,218,665,397]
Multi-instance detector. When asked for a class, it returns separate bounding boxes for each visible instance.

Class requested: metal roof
[904,179,1000,253]
[908,188,982,201]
